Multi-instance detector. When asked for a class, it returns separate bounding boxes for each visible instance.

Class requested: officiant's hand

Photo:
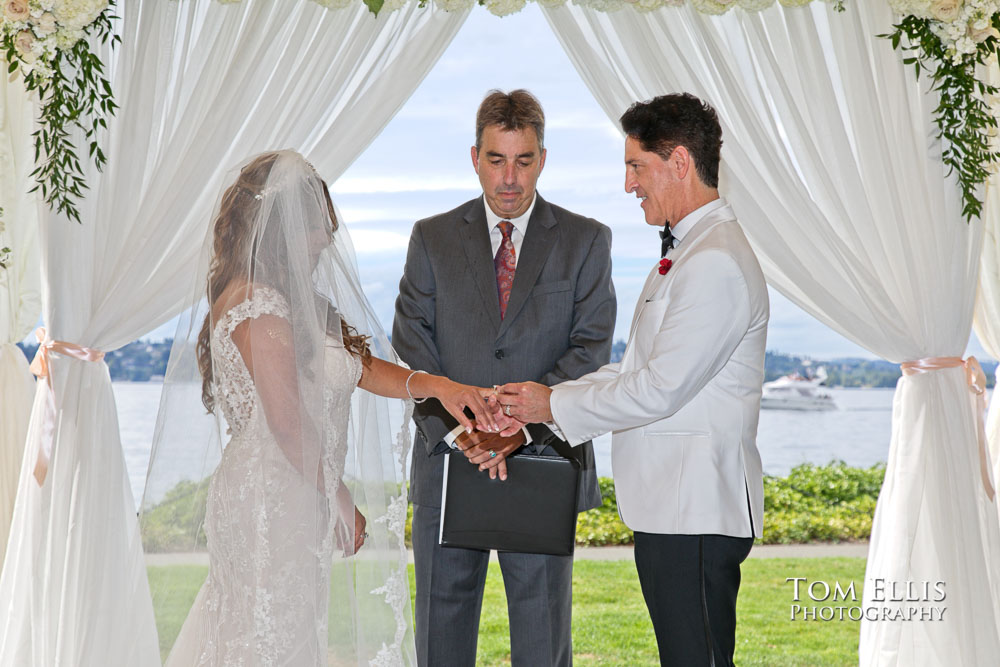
[495,382,553,424]
[454,429,526,481]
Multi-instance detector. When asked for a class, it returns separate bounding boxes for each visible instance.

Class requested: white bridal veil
[140,150,415,665]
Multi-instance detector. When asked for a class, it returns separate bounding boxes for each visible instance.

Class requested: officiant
[497,93,769,667]
[392,88,616,667]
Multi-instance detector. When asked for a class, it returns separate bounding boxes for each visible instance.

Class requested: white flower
[929,0,964,22]
[381,0,408,11]
[4,0,30,21]
[738,0,776,10]
[690,0,738,14]
[888,0,932,17]
[55,26,84,48]
[632,0,665,11]
[435,0,475,10]
[954,34,976,52]
[311,0,353,8]
[573,0,627,12]
[52,0,109,32]
[536,0,569,7]
[14,29,36,62]
[32,11,56,36]
[485,0,527,16]
[777,0,814,6]
[968,23,1000,42]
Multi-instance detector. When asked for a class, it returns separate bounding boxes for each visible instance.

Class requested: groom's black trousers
[633,532,754,667]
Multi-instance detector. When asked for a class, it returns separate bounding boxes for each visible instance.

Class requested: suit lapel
[624,206,736,345]
[461,200,502,331]
[498,195,558,337]
[627,267,661,343]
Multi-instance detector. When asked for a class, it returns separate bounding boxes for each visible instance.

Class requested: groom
[497,93,769,666]
[392,89,616,666]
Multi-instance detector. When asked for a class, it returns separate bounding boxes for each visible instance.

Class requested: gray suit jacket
[392,194,615,512]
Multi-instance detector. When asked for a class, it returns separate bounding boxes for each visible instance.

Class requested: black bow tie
[659,226,676,258]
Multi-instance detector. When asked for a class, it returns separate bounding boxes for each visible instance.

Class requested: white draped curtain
[975,65,1000,493]
[0,73,41,571]
[543,1,1000,663]
[975,175,1000,489]
[0,0,468,664]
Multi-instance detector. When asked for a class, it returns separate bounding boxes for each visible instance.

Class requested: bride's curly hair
[196,152,371,413]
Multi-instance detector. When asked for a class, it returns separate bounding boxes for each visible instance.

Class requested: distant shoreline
[16,341,996,388]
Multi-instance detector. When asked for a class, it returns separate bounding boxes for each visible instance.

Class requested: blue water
[115,384,905,507]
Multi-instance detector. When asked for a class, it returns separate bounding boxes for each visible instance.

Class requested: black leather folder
[439,450,579,556]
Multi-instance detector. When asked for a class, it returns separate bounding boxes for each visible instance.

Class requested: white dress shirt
[444,194,538,448]
[485,193,536,263]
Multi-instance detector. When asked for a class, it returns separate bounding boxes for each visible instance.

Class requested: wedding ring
[489,450,497,458]
[504,404,512,416]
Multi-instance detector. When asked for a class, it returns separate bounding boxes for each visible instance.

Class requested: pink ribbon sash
[900,356,995,501]
[28,327,105,486]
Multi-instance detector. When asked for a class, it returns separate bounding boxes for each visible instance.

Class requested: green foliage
[575,476,633,546]
[762,462,884,544]
[764,350,996,388]
[574,464,883,547]
[141,480,209,553]
[882,14,1000,221]
[3,3,120,223]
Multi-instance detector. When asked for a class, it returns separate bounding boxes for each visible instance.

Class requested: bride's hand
[432,378,499,433]
[352,506,367,555]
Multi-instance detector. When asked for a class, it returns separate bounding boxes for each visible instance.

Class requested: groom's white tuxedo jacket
[550,200,767,538]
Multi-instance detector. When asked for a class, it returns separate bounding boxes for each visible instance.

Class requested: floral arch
[1,0,1000,664]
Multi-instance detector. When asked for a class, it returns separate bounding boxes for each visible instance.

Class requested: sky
[143,4,992,361]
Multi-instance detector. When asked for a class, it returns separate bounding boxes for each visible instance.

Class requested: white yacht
[761,366,837,411]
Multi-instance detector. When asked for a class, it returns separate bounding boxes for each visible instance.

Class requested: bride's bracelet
[406,369,429,404]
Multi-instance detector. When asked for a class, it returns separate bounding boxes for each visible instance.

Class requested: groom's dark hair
[620,93,723,188]
[475,89,545,152]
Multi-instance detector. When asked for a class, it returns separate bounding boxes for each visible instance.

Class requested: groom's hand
[483,395,524,437]
[496,382,553,424]
[454,429,526,481]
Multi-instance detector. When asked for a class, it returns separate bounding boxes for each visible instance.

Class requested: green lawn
[147,556,865,665]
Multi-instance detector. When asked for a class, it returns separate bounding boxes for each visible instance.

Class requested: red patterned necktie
[494,220,516,319]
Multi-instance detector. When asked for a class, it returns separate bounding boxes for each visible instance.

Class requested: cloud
[333,174,479,195]
[346,229,412,254]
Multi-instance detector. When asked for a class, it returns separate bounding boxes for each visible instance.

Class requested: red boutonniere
[658,258,673,276]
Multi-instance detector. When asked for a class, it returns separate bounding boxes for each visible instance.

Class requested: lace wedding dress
[166,287,361,667]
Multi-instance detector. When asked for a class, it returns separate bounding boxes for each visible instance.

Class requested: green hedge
[761,461,883,544]
[146,462,885,551]
[141,480,209,553]
[567,462,884,546]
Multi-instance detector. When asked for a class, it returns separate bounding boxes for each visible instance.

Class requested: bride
[142,151,497,666]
